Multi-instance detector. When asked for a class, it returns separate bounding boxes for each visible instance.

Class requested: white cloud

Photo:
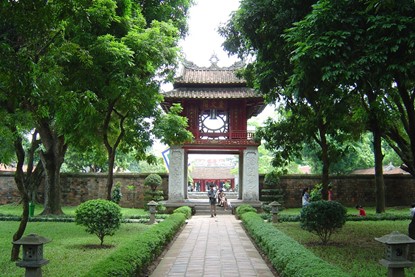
[179,0,240,67]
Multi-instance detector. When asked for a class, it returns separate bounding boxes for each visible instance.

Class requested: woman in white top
[302,187,310,207]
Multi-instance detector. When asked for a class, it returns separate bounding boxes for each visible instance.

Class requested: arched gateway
[161,58,265,206]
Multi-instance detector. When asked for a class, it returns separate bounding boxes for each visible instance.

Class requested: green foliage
[144,173,163,189]
[173,206,192,219]
[236,204,257,216]
[111,182,123,204]
[240,212,350,277]
[83,213,187,277]
[264,170,281,186]
[75,199,122,245]
[309,183,323,202]
[300,201,347,244]
[138,0,193,38]
[154,103,194,146]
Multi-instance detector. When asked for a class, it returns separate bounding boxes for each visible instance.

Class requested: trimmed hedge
[173,206,192,219]
[260,213,411,223]
[236,204,257,216]
[81,210,187,277]
[240,211,350,277]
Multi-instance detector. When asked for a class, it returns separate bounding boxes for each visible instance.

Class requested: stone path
[150,215,277,277]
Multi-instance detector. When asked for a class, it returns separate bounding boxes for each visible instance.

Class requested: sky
[175,0,274,119]
[179,0,241,67]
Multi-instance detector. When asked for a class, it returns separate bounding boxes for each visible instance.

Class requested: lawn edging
[240,212,351,277]
[81,207,190,277]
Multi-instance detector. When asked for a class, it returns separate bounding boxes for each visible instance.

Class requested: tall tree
[284,0,415,212]
[58,0,193,200]
[220,0,362,198]
[1,0,193,213]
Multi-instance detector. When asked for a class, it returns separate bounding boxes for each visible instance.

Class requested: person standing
[302,187,310,207]
[328,185,333,201]
[410,203,415,218]
[208,185,217,217]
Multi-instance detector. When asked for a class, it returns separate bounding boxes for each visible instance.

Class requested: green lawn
[1,221,149,277]
[275,220,415,277]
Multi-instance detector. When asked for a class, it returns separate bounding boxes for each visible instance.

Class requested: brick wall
[0,172,169,208]
[1,172,414,208]
[260,174,415,208]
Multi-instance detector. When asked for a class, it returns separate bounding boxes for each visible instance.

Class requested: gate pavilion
[161,57,265,205]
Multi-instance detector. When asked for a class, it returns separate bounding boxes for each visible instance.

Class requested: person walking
[208,185,217,217]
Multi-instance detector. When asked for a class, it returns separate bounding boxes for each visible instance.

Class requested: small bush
[75,199,122,245]
[173,206,192,219]
[144,174,163,191]
[111,182,122,204]
[300,200,347,244]
[236,204,257,216]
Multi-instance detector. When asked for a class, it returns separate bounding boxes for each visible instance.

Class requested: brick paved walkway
[150,215,276,277]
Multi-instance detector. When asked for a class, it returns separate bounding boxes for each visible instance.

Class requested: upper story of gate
[161,57,266,148]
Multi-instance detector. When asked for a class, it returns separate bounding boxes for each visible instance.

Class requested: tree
[220,0,360,198]
[59,1,193,200]
[284,0,415,212]
[0,0,73,259]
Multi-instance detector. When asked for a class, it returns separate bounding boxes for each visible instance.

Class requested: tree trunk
[373,128,386,213]
[318,124,330,200]
[11,136,30,261]
[103,103,126,201]
[106,150,116,200]
[37,120,66,215]
[365,86,386,213]
[40,151,64,215]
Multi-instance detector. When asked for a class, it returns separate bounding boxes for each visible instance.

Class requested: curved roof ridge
[183,59,245,71]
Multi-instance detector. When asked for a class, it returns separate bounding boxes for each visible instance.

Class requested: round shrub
[300,200,347,244]
[75,199,122,245]
[236,204,257,216]
[144,174,163,191]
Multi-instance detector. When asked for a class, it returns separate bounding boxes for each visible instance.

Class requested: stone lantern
[375,231,415,277]
[269,201,281,223]
[13,233,51,277]
[147,200,158,224]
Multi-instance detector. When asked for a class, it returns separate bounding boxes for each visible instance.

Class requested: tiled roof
[191,166,235,179]
[352,166,409,175]
[174,60,246,86]
[163,87,261,99]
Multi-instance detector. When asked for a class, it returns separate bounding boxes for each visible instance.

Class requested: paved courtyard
[150,214,277,277]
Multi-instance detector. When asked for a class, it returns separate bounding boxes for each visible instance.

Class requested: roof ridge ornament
[209,54,219,68]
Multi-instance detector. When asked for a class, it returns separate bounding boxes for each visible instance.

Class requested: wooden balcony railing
[198,131,255,140]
